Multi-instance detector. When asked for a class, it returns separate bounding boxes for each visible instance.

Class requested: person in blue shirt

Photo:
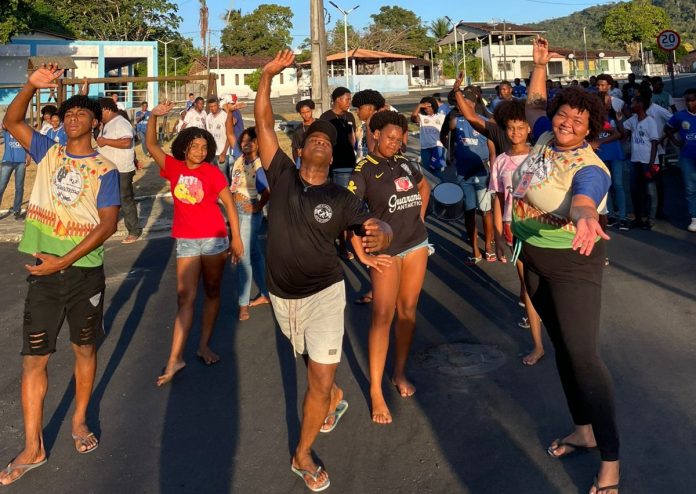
[44,114,67,146]
[445,87,496,263]
[512,78,527,99]
[1,124,30,219]
[665,87,696,232]
[134,101,151,157]
[434,92,451,116]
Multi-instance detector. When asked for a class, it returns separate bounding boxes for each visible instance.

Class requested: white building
[190,56,297,99]
[0,30,159,106]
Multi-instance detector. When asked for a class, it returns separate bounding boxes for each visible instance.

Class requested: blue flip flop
[319,400,349,433]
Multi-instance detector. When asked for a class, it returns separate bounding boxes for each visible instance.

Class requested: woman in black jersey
[349,111,431,424]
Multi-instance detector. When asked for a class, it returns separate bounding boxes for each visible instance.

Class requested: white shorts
[270,281,346,365]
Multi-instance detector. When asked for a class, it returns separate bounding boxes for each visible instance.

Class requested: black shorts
[22,266,106,356]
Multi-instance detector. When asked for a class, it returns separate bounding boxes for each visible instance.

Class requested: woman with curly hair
[521,37,619,494]
[146,101,244,386]
[410,96,446,178]
[349,110,431,424]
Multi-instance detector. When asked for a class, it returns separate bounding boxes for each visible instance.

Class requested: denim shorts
[457,174,492,212]
[395,238,434,258]
[176,237,229,258]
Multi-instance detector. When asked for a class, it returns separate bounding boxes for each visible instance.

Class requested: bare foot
[197,346,220,365]
[321,386,344,432]
[522,348,545,366]
[249,294,270,307]
[0,447,46,485]
[71,423,98,453]
[292,454,329,491]
[391,375,416,398]
[548,429,597,458]
[370,389,393,424]
[239,305,250,321]
[156,360,186,386]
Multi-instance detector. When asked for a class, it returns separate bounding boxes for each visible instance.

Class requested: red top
[160,155,228,239]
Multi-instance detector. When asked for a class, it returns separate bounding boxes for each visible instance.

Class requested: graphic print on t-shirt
[313,203,333,223]
[174,175,205,204]
[52,164,85,206]
[394,176,414,192]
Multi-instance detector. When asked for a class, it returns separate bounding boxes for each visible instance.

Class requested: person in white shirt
[182,97,207,130]
[110,92,126,111]
[97,97,142,243]
[205,97,230,179]
[619,94,659,229]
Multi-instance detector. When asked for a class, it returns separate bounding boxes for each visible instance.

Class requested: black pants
[630,162,652,220]
[522,242,619,461]
[119,171,142,237]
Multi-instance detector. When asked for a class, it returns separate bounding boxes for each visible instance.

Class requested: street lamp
[568,53,576,78]
[171,56,182,102]
[445,16,460,77]
[598,52,605,75]
[582,26,589,78]
[328,1,359,88]
[156,38,174,99]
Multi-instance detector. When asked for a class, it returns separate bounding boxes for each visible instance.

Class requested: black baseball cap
[303,120,337,146]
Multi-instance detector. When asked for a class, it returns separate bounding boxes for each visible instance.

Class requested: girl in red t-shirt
[147,101,244,386]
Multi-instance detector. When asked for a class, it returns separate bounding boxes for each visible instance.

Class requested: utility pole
[445,16,459,77]
[156,39,174,99]
[583,26,589,78]
[171,56,182,102]
[310,0,330,113]
[329,2,359,89]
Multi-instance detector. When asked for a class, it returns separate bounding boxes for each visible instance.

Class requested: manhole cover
[415,343,506,377]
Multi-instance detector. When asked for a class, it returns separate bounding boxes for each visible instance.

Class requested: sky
[175,0,618,49]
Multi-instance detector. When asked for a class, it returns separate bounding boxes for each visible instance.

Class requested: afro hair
[419,96,438,114]
[493,100,527,129]
[546,86,606,142]
[239,126,257,143]
[98,97,118,113]
[368,110,408,134]
[295,99,315,113]
[171,127,217,163]
[57,95,102,122]
[352,89,386,110]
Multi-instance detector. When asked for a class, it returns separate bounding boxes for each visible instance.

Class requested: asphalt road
[0,165,695,493]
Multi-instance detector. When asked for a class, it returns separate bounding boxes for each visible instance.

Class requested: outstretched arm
[146,101,174,169]
[4,63,64,150]
[255,49,295,170]
[526,36,551,130]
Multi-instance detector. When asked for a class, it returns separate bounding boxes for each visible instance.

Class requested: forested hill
[528,0,695,51]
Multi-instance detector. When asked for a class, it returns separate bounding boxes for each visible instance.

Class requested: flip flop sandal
[484,252,497,262]
[72,432,99,454]
[354,294,373,305]
[465,256,482,266]
[1,458,47,485]
[320,400,349,433]
[291,464,330,492]
[547,439,596,458]
[592,476,620,493]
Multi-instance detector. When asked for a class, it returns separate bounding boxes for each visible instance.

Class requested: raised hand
[151,100,174,117]
[263,49,295,77]
[453,71,465,91]
[532,36,551,66]
[28,63,64,89]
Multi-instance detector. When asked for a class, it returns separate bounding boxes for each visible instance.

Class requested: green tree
[327,20,362,55]
[602,0,670,62]
[0,0,31,44]
[245,69,262,92]
[364,6,432,56]
[220,4,293,56]
[428,17,450,43]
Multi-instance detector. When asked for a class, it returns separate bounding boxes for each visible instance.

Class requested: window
[279,73,284,84]
[620,60,626,71]
[235,74,240,85]
[548,61,563,76]
[220,74,225,86]
[244,73,252,85]
[497,61,512,72]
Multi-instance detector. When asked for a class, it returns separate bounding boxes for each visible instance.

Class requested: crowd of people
[3,34,696,493]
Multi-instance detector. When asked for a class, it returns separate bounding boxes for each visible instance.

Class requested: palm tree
[429,17,450,42]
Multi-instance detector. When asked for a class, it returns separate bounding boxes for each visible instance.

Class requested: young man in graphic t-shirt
[255,50,392,493]
[182,96,207,130]
[665,88,696,231]
[0,64,120,486]
[205,97,230,179]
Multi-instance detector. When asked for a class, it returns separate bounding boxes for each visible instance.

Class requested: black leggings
[522,242,619,461]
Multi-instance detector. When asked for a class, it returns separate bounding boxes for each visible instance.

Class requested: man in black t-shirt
[291,99,315,167]
[319,87,356,171]
[255,49,392,493]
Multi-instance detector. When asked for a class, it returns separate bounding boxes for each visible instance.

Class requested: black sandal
[592,476,619,493]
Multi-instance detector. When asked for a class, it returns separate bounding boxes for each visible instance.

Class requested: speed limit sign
[657,30,680,51]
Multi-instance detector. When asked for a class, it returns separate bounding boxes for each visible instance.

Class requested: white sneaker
[688,218,696,232]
